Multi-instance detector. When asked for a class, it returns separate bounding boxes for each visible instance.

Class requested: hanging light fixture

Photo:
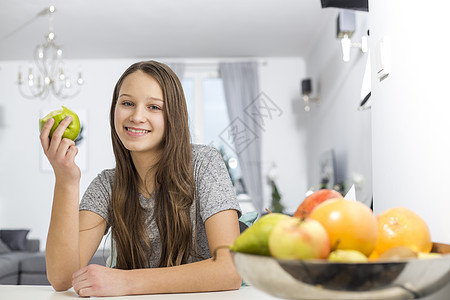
[17,6,83,100]
[336,10,368,63]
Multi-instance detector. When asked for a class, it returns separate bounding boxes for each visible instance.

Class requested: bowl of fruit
[230,190,450,300]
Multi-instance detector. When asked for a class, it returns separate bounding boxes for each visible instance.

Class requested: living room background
[1,4,450,297]
[0,57,308,249]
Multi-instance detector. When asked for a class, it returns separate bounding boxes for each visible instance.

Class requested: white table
[0,285,282,300]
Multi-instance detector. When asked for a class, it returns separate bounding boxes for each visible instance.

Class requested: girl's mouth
[126,127,150,134]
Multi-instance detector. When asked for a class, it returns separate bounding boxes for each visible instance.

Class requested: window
[182,69,246,195]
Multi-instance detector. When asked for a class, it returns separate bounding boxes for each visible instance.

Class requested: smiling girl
[40,61,242,297]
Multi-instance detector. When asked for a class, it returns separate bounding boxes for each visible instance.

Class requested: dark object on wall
[301,79,312,95]
[359,92,371,110]
[321,0,368,12]
[301,78,320,112]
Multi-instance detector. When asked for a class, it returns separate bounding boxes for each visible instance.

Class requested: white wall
[0,59,126,250]
[370,2,450,298]
[259,58,308,213]
[304,3,450,299]
[0,57,307,249]
[304,10,373,206]
[370,1,450,244]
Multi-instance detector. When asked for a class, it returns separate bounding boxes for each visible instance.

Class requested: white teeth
[127,128,149,133]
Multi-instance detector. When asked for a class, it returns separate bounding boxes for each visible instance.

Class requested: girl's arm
[72,209,242,297]
[40,117,105,291]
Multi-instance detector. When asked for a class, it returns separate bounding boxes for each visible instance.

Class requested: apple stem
[212,245,231,261]
[331,239,341,251]
[265,208,273,214]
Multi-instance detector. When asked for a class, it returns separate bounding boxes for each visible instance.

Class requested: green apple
[328,249,368,263]
[268,217,330,260]
[39,106,81,141]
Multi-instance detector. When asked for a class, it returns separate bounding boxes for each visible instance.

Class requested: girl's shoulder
[98,168,115,181]
[90,168,116,189]
[192,144,222,161]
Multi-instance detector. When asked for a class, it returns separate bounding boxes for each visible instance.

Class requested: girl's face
[114,70,165,156]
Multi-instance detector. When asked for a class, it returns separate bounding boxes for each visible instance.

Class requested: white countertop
[0,285,282,300]
[2,283,450,300]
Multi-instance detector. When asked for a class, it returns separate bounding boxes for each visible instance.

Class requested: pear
[230,213,290,256]
[328,249,368,263]
[418,252,442,259]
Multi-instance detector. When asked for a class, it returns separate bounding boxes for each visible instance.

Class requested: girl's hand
[39,116,81,183]
[72,264,129,297]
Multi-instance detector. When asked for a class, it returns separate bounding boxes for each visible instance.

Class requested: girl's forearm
[46,182,80,291]
[126,253,241,295]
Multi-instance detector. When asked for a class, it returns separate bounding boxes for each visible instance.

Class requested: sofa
[0,229,109,285]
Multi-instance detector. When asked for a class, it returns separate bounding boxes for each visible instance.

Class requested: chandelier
[17,6,83,100]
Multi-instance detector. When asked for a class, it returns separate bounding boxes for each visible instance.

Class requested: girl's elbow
[230,273,242,290]
[228,281,242,291]
[224,268,242,290]
[48,274,72,292]
[50,282,72,292]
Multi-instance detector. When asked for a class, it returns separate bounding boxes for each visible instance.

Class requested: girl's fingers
[52,116,72,139]
[72,267,89,289]
[55,138,76,161]
[73,279,91,296]
[72,266,88,282]
[39,118,55,152]
[65,144,79,162]
[48,116,72,154]
[40,115,81,181]
[77,287,94,297]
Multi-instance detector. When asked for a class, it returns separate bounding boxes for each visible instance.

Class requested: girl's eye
[121,101,133,107]
[149,105,162,111]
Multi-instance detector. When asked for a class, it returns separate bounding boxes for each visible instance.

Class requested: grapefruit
[309,198,378,256]
[374,207,432,256]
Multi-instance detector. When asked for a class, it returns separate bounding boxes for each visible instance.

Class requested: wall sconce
[337,10,368,62]
[301,78,319,112]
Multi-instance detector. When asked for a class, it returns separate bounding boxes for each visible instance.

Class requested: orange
[374,207,432,255]
[309,198,378,256]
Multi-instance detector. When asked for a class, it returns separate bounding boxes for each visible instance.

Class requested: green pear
[230,213,290,256]
[328,249,368,263]
[39,106,80,141]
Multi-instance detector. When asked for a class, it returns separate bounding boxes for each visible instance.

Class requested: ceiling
[0,0,337,61]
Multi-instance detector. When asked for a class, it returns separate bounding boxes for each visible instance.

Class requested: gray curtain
[219,62,263,214]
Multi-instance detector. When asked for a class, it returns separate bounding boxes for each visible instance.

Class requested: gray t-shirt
[79,144,242,268]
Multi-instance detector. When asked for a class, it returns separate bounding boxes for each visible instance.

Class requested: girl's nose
[130,106,146,123]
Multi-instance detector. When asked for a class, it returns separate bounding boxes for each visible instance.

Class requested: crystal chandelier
[17,6,83,100]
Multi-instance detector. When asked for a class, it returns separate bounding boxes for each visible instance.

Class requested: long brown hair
[109,61,195,269]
